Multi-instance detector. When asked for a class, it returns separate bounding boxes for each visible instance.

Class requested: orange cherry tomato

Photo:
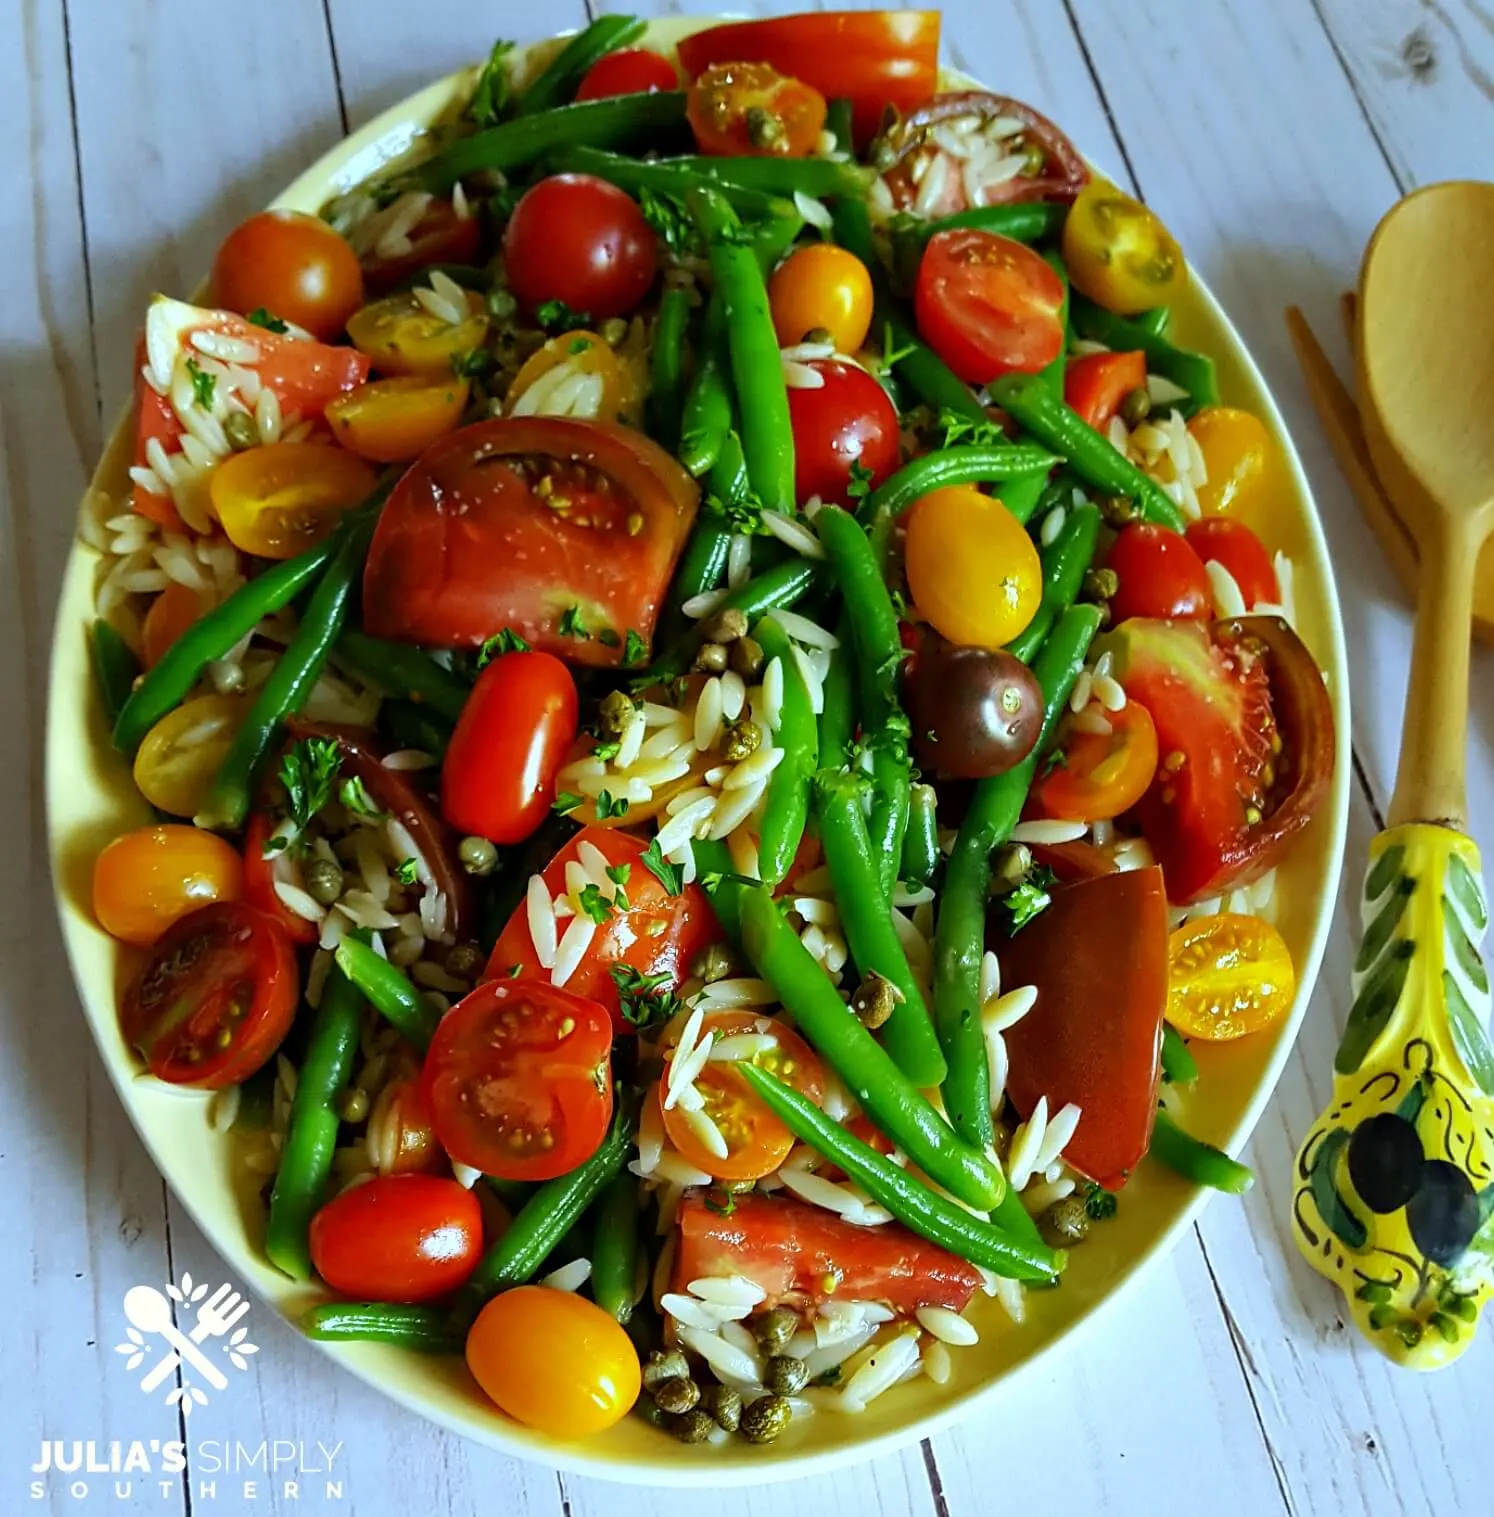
[326,375,470,462]
[768,244,875,352]
[209,210,365,341]
[466,1286,640,1436]
[141,580,212,669]
[1189,407,1274,519]
[93,825,245,947]
[1166,913,1296,1041]
[346,290,490,378]
[506,331,625,422]
[1032,700,1159,823]
[209,442,378,560]
[687,61,827,158]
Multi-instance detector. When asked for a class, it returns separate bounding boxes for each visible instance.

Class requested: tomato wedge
[242,810,319,947]
[999,867,1169,1189]
[1032,700,1159,823]
[1064,349,1147,431]
[363,418,698,667]
[421,979,613,1181]
[1103,616,1336,904]
[674,1191,981,1314]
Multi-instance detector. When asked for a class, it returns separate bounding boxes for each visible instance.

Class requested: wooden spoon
[1292,183,1494,1369]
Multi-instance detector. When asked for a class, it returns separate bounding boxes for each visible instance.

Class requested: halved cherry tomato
[442,651,578,844]
[360,198,482,293]
[346,289,489,377]
[786,359,900,507]
[1104,616,1336,903]
[1063,179,1186,315]
[93,824,244,947]
[576,47,678,100]
[905,485,1042,648]
[486,827,720,1033]
[133,693,249,817]
[209,442,377,559]
[1167,913,1296,1041]
[1000,867,1169,1189]
[326,375,470,462]
[466,1286,640,1436]
[421,979,613,1181]
[769,245,875,353]
[120,901,298,1087]
[1028,839,1117,882]
[818,1114,895,1183]
[131,341,189,528]
[1186,517,1279,609]
[1189,407,1275,520]
[368,1076,446,1175]
[506,330,625,423]
[142,580,212,669]
[1064,349,1147,431]
[362,417,699,666]
[241,810,319,947]
[503,175,656,322]
[209,210,364,341]
[915,229,1065,384]
[1032,700,1159,823]
[674,1190,982,1313]
[309,1175,482,1303]
[1105,521,1212,622]
[659,1012,825,1181]
[687,61,826,158]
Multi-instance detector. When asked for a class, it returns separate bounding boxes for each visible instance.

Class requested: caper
[459,835,498,876]
[699,607,749,645]
[1118,386,1152,426]
[304,857,345,906]
[694,641,729,674]
[1097,493,1142,527]
[601,316,629,346]
[1041,1194,1092,1246]
[1020,137,1047,176]
[444,942,484,980]
[802,326,835,347]
[765,1355,809,1396]
[487,288,518,321]
[634,1396,669,1429]
[992,842,1032,891]
[642,1348,691,1390]
[753,1306,799,1356]
[739,1394,792,1443]
[1082,566,1120,602]
[721,719,761,762]
[652,1375,700,1415]
[745,106,786,153]
[691,942,735,985]
[701,1383,742,1432]
[728,635,764,679]
[671,1407,717,1444]
[850,970,902,1031]
[336,1087,369,1123]
[598,688,636,737]
[223,410,259,451]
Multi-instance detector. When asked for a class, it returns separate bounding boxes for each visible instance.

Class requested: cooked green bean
[591,1172,642,1324]
[337,629,471,723]
[1133,305,1172,338]
[1007,499,1101,664]
[708,428,751,509]
[825,97,854,157]
[677,154,872,200]
[678,292,733,477]
[901,782,940,888]
[815,632,854,770]
[517,15,646,115]
[542,145,792,221]
[753,614,817,887]
[379,698,451,759]
[914,202,1068,247]
[857,443,1059,544]
[301,1302,464,1353]
[660,522,732,647]
[648,285,693,451]
[91,620,141,727]
[692,838,741,940]
[1161,1024,1200,1085]
[1149,1108,1254,1193]
[1069,295,1218,407]
[333,936,438,1052]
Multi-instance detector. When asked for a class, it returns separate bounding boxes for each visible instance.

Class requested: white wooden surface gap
[2,2,1492,1514]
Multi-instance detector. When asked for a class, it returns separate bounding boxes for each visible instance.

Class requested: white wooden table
[4,2,1492,1512]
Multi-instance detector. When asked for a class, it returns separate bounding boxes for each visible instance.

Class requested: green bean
[648,285,693,451]
[677,155,872,200]
[1149,1108,1254,1193]
[198,516,374,832]
[815,632,854,770]
[301,1302,464,1353]
[266,932,369,1280]
[591,1172,642,1324]
[989,373,1186,531]
[1161,1024,1199,1085]
[1133,305,1171,338]
[731,881,1003,1209]
[687,187,794,511]
[693,838,741,940]
[825,97,854,156]
[333,936,438,1052]
[379,698,451,759]
[813,773,946,1087]
[678,292,733,477]
[1068,295,1218,407]
[337,629,471,723]
[901,783,940,887]
[542,145,792,221]
[934,605,1103,1148]
[484,1174,535,1211]
[1007,500,1101,664]
[993,252,1070,527]
[753,614,817,887]
[912,202,1068,247]
[857,443,1058,541]
[707,428,751,507]
[660,522,732,647]
[989,1183,1047,1250]
[740,1066,1060,1280]
[517,15,646,115]
[91,620,141,727]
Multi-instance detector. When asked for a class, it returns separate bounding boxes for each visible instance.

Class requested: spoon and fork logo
[113,1273,259,1411]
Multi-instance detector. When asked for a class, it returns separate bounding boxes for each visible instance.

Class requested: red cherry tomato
[422,979,614,1182]
[502,175,657,321]
[441,652,578,845]
[914,229,1066,385]
[1185,518,1280,609]
[360,198,482,293]
[309,1175,483,1303]
[1064,350,1147,431]
[576,48,678,100]
[241,811,318,947]
[1031,700,1160,823]
[1105,521,1212,622]
[786,359,900,507]
[209,210,364,341]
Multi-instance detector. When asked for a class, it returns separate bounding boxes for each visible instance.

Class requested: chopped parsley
[810,1365,843,1388]
[340,775,388,821]
[535,298,591,334]
[246,307,289,334]
[577,883,616,926]
[276,737,342,843]
[477,626,530,666]
[591,739,621,763]
[702,1186,738,1218]
[605,862,631,890]
[552,792,584,817]
[594,789,630,821]
[567,337,590,356]
[596,627,621,649]
[467,38,516,127]
[450,347,492,379]
[880,321,916,371]
[1039,746,1068,779]
[185,356,216,409]
[611,964,684,1030]
[394,857,420,886]
[1000,864,1058,934]
[622,628,648,667]
[639,837,683,895]
[1084,1182,1119,1221]
[845,459,875,504]
[938,406,1008,450]
[557,604,591,640]
[703,486,764,535]
[638,187,700,258]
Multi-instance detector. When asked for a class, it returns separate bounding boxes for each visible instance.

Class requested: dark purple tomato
[905,639,1043,779]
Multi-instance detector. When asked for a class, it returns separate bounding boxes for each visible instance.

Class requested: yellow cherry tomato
[904,485,1042,649]
[466,1286,640,1436]
[325,375,470,462]
[1167,912,1296,1041]
[1188,406,1275,519]
[1062,179,1186,315]
[92,824,245,947]
[506,330,625,421]
[133,693,249,818]
[210,442,378,559]
[768,243,875,352]
[346,290,489,377]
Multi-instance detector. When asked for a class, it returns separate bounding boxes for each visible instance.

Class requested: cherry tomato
[133,693,249,818]
[442,652,578,844]
[466,1285,640,1436]
[502,175,656,322]
[93,825,244,947]
[687,61,827,158]
[421,979,613,1181]
[1186,517,1279,609]
[142,580,211,669]
[359,198,482,293]
[209,443,377,560]
[906,640,1044,779]
[1062,179,1186,315]
[1105,521,1211,623]
[325,375,470,463]
[915,229,1065,384]
[768,244,875,353]
[786,359,900,507]
[346,289,490,378]
[1064,349,1147,431]
[576,47,677,100]
[209,210,364,341]
[659,1012,825,1182]
[1032,700,1159,822]
[1189,407,1275,520]
[905,485,1041,648]
[506,330,625,423]
[119,901,298,1088]
[309,1175,482,1302]
[1167,913,1296,1041]
[367,1077,445,1176]
[1028,840,1118,882]
[241,810,319,947]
